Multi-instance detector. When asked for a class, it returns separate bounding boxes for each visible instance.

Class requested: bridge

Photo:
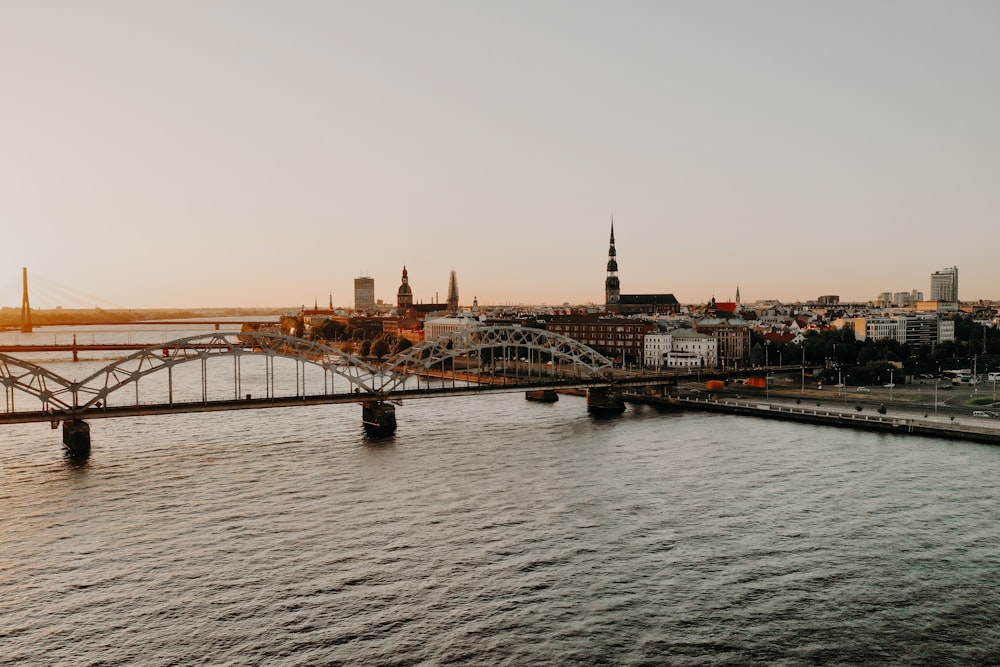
[1,326,677,456]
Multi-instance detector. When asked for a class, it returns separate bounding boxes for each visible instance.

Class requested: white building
[423,316,481,339]
[644,329,717,369]
[852,315,954,345]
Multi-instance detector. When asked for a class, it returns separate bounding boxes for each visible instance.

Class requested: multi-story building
[544,315,656,365]
[423,316,480,339]
[852,315,954,345]
[354,276,375,311]
[643,329,717,369]
[931,266,959,303]
[905,316,956,346]
[695,318,752,369]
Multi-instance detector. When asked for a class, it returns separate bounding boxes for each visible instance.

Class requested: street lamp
[801,347,805,395]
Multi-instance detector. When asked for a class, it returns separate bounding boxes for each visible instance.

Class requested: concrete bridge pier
[362,401,397,436]
[586,387,625,415]
[62,419,91,457]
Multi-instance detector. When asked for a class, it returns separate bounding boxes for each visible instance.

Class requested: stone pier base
[362,401,397,436]
[62,419,91,457]
[586,387,625,415]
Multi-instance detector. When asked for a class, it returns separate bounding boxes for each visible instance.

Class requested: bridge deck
[0,375,680,425]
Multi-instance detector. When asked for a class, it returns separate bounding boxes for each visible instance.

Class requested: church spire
[447,270,459,312]
[605,219,620,308]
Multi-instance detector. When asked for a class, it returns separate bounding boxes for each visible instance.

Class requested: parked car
[856,387,871,393]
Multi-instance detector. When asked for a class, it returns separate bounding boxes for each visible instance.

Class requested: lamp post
[992,366,997,411]
[801,346,805,395]
[889,368,894,403]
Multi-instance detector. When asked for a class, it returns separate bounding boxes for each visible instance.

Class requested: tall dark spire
[605,220,620,307]
[447,270,459,312]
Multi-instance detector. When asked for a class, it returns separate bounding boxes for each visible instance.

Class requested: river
[2,327,1000,664]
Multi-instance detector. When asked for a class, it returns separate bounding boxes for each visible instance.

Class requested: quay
[622,391,1000,446]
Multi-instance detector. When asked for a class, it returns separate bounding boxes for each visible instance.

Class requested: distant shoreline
[0,307,290,329]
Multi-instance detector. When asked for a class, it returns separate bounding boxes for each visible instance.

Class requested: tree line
[756,314,1000,385]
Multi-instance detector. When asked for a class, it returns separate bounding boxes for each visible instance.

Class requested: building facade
[643,329,717,369]
[851,315,955,345]
[931,266,959,303]
[423,316,480,339]
[544,315,656,365]
[694,318,752,369]
[354,276,375,311]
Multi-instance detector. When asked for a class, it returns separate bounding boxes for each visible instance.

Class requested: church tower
[604,222,620,308]
[447,270,459,312]
[397,266,413,310]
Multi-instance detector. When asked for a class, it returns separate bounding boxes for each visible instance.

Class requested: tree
[392,337,414,354]
[313,319,346,342]
[370,336,390,360]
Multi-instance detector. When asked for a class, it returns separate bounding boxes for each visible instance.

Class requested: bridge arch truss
[2,332,383,415]
[380,325,614,392]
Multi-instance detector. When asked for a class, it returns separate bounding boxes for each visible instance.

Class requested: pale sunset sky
[2,1,998,309]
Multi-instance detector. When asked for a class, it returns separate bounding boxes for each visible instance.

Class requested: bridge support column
[62,419,91,457]
[526,389,558,403]
[586,387,625,416]
[362,401,397,436]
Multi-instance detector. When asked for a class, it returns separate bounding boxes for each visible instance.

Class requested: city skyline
[4,2,999,309]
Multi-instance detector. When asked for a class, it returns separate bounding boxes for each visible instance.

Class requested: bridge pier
[586,387,625,415]
[526,389,558,403]
[362,401,397,436]
[62,419,91,457]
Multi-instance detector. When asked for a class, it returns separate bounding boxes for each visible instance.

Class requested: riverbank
[622,391,1000,446]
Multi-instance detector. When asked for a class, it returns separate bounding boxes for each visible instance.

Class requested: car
[884,383,895,388]
[973,411,992,418]
[856,386,871,393]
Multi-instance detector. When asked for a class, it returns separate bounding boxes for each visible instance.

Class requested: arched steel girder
[0,354,75,412]
[380,325,613,391]
[2,333,383,414]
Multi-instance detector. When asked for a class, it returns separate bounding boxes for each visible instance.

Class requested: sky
[2,1,998,309]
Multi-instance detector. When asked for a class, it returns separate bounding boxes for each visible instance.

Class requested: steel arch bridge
[381,325,614,392]
[1,326,617,418]
[0,332,382,414]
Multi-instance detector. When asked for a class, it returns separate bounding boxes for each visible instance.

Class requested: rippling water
[4,385,1000,665]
